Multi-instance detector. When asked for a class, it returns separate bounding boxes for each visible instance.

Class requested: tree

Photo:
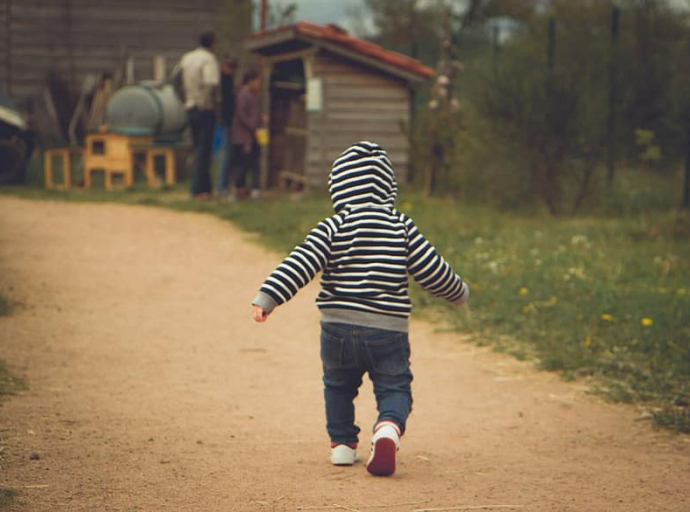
[221,0,254,51]
[469,0,690,214]
[265,1,297,29]
[359,0,442,58]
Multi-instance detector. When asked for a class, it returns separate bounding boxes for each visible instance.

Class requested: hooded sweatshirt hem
[319,308,409,333]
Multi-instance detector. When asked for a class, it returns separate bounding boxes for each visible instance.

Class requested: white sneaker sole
[330,445,358,466]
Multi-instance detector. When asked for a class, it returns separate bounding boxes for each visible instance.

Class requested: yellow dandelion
[600,314,613,322]
[519,287,529,296]
[582,335,592,347]
[641,318,653,327]
[402,201,412,211]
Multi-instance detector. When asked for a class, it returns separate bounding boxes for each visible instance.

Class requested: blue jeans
[320,322,413,445]
[215,126,233,193]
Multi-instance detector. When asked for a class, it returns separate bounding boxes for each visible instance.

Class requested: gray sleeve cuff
[453,282,470,305]
[252,291,279,313]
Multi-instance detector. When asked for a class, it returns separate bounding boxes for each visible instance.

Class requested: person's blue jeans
[216,126,233,193]
[320,321,413,445]
[187,107,215,196]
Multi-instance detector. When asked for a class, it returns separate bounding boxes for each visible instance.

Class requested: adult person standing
[230,70,265,200]
[180,31,220,200]
[216,55,237,197]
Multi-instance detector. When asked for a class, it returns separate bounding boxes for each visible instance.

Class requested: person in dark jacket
[216,55,237,196]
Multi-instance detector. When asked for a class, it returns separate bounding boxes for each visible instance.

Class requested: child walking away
[252,141,469,476]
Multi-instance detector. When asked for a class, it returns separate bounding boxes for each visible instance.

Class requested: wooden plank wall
[0,0,8,96]
[0,0,226,103]
[307,52,411,189]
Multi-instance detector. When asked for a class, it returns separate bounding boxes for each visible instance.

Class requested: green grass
[0,488,19,510]
[0,293,10,317]
[1,185,689,432]
[0,292,26,398]
[0,360,26,398]
[0,292,23,509]
[409,200,690,423]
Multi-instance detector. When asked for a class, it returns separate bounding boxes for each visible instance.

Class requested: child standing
[252,141,469,476]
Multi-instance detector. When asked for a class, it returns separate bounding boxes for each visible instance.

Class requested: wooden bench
[131,144,176,188]
[44,147,83,189]
[84,132,153,189]
[82,132,176,189]
[279,170,308,190]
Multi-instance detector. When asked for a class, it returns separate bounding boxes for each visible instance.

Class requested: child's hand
[252,305,270,323]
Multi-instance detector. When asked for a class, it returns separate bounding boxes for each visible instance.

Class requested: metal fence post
[607,6,620,189]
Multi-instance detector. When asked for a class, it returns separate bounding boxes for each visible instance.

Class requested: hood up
[327,141,398,213]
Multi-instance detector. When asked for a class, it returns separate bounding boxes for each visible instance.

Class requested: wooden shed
[0,0,232,103]
[246,22,434,190]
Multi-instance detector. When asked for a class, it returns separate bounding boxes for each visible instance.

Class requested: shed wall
[0,0,226,102]
[0,1,8,96]
[306,53,411,188]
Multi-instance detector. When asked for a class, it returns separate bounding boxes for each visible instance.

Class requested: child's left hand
[252,305,270,323]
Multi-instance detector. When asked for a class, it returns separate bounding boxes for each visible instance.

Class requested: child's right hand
[252,305,270,323]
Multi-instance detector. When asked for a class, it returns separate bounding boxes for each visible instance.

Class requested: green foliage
[466,1,616,215]
[653,406,690,434]
[635,129,662,164]
[373,0,690,215]
[0,359,26,397]
[0,290,26,399]
[361,0,443,53]
[220,0,253,49]
[0,289,26,399]
[408,199,690,432]
[265,1,297,29]
[0,294,10,317]
[0,488,19,510]
[410,108,465,195]
[615,1,690,165]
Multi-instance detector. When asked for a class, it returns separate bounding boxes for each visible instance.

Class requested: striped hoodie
[252,141,469,332]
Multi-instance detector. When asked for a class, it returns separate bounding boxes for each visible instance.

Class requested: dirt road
[0,196,688,512]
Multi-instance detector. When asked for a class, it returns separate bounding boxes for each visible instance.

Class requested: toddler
[252,141,469,476]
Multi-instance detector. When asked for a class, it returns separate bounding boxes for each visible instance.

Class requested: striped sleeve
[253,216,339,312]
[404,215,469,305]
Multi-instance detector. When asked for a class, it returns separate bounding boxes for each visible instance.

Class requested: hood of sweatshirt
[327,141,398,213]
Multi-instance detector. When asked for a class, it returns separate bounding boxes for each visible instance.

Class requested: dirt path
[0,196,688,512]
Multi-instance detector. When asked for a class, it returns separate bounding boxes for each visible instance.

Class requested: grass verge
[0,292,24,508]
[1,185,688,432]
[0,488,19,510]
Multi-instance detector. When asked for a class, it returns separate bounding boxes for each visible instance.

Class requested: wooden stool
[145,147,176,188]
[44,147,83,189]
[83,132,152,189]
[279,170,308,190]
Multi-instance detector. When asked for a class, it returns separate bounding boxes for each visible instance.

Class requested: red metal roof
[250,21,435,80]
